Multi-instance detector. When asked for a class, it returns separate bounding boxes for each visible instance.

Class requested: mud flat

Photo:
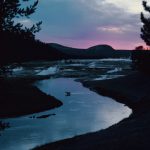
[0,76,62,118]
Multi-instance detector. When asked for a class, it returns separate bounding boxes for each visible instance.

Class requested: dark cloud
[30,0,144,49]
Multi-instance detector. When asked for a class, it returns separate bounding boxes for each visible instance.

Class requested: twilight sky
[21,0,148,49]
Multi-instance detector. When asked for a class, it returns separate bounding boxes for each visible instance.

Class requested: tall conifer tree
[0,0,42,39]
[141,1,150,46]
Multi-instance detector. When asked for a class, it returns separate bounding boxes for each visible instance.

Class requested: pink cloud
[41,36,145,50]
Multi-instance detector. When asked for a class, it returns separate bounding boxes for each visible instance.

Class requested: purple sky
[21,0,148,49]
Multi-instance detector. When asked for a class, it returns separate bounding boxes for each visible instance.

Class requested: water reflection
[0,78,132,150]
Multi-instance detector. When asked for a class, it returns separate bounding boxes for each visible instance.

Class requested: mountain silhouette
[49,43,130,59]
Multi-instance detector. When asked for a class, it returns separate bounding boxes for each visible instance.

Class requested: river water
[0,77,131,150]
[0,59,132,150]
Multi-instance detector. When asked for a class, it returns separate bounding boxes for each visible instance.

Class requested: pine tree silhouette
[0,0,42,39]
[131,1,150,73]
[141,1,150,46]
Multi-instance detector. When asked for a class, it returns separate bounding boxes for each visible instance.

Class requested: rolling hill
[49,43,131,59]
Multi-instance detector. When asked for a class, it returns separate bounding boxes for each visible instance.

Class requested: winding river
[0,77,132,150]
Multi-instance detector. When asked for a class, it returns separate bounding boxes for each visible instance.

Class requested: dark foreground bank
[34,72,150,150]
[0,76,62,118]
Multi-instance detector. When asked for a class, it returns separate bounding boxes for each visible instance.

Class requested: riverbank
[82,72,150,113]
[0,76,62,118]
[34,72,150,150]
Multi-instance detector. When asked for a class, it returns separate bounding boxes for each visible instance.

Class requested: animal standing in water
[65,92,71,96]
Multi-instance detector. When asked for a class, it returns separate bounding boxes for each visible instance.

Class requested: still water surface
[0,78,131,150]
